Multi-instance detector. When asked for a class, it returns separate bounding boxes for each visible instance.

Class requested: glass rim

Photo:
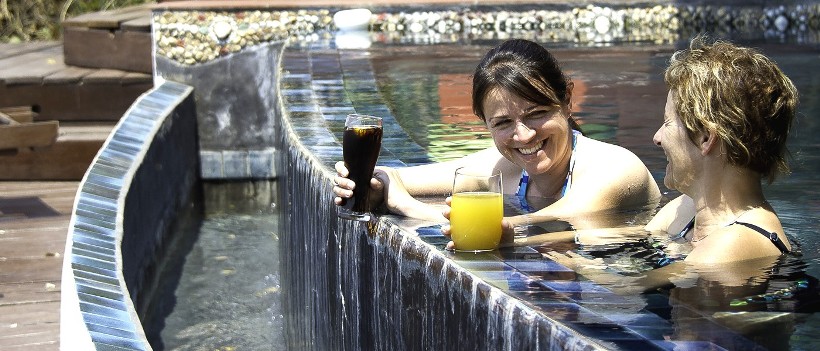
[454,166,502,178]
[346,113,382,120]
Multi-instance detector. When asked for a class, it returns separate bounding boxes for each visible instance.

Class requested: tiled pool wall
[58,1,820,350]
[60,81,199,350]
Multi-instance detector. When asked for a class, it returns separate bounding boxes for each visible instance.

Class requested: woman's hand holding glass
[440,197,516,251]
[333,162,415,216]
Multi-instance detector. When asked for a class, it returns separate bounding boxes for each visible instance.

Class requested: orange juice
[450,191,503,251]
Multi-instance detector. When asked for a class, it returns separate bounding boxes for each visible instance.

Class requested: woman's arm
[509,225,649,247]
[334,146,511,222]
[512,139,661,229]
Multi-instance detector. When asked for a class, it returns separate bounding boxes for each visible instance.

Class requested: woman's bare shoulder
[577,136,646,169]
[645,195,694,233]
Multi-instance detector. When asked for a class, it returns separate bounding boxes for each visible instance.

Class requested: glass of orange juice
[449,167,503,252]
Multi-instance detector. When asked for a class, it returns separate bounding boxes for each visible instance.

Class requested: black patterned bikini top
[672,216,790,254]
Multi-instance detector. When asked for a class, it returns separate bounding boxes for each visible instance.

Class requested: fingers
[371,172,386,190]
[332,178,354,197]
[334,161,349,177]
[440,224,451,238]
[445,241,455,251]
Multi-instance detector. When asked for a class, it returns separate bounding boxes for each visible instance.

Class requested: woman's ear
[700,129,719,156]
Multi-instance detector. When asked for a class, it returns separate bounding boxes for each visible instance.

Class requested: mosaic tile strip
[62,81,196,350]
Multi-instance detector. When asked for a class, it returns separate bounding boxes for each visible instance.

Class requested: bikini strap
[516,171,531,212]
[671,216,695,241]
[560,130,581,198]
[733,221,790,254]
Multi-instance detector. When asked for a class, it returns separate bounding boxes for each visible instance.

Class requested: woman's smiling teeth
[518,141,544,155]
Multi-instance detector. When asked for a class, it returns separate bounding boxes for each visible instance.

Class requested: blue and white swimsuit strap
[516,130,580,211]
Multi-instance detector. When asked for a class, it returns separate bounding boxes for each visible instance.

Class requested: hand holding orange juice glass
[449,167,503,252]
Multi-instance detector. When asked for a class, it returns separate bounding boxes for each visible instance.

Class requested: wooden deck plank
[42,66,96,84]
[1,228,70,255]
[62,5,151,29]
[0,301,60,351]
[0,42,61,61]
[122,71,153,85]
[0,121,59,151]
[0,218,73,232]
[0,282,61,310]
[0,258,64,283]
[120,16,152,32]
[0,182,79,197]
[63,27,152,74]
[0,181,74,351]
[0,79,153,122]
[82,68,128,83]
[0,46,66,85]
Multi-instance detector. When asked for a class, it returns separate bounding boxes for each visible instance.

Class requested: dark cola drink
[339,115,382,221]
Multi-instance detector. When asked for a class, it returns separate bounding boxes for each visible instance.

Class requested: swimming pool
[370,37,820,350]
[61,2,820,350]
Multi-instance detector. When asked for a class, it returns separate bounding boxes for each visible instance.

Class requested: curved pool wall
[60,81,199,350]
[59,2,820,350]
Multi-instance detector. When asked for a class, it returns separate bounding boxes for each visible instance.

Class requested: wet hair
[665,35,798,183]
[472,39,581,132]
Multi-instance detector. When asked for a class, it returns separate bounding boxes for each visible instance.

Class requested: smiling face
[653,91,700,192]
[483,87,573,177]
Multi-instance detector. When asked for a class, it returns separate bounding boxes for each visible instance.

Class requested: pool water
[371,39,820,350]
[149,33,819,350]
[147,182,285,350]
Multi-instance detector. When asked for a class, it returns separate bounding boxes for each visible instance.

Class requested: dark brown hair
[472,39,581,132]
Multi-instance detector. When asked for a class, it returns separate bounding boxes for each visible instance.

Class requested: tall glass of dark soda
[338,114,383,221]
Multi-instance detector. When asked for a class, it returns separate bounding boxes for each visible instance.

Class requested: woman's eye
[493,120,511,128]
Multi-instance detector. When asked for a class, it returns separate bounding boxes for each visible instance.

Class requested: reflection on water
[372,38,820,350]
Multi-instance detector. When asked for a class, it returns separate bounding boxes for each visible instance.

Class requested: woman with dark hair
[333,39,661,245]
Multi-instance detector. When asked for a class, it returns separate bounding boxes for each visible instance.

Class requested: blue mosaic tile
[563,291,637,306]
[601,339,670,351]
[505,258,573,273]
[199,150,223,179]
[540,280,614,294]
[248,149,276,178]
[85,322,140,340]
[415,224,444,237]
[567,321,644,341]
[510,289,571,304]
[421,235,450,245]
[651,340,729,351]
[456,260,512,273]
[222,150,250,178]
[287,104,320,113]
[530,302,609,324]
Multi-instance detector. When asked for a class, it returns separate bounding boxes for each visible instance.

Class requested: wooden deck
[0,181,78,351]
[0,5,153,350]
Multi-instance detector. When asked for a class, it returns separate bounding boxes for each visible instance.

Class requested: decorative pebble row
[154,4,820,66]
[154,9,335,65]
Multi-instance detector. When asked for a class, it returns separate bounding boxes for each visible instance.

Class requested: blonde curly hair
[665,35,798,183]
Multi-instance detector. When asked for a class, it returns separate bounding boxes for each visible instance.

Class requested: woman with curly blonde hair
[547,36,798,272]
[645,35,798,263]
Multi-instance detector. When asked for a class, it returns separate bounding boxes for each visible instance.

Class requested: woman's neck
[528,134,576,199]
[689,165,767,237]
